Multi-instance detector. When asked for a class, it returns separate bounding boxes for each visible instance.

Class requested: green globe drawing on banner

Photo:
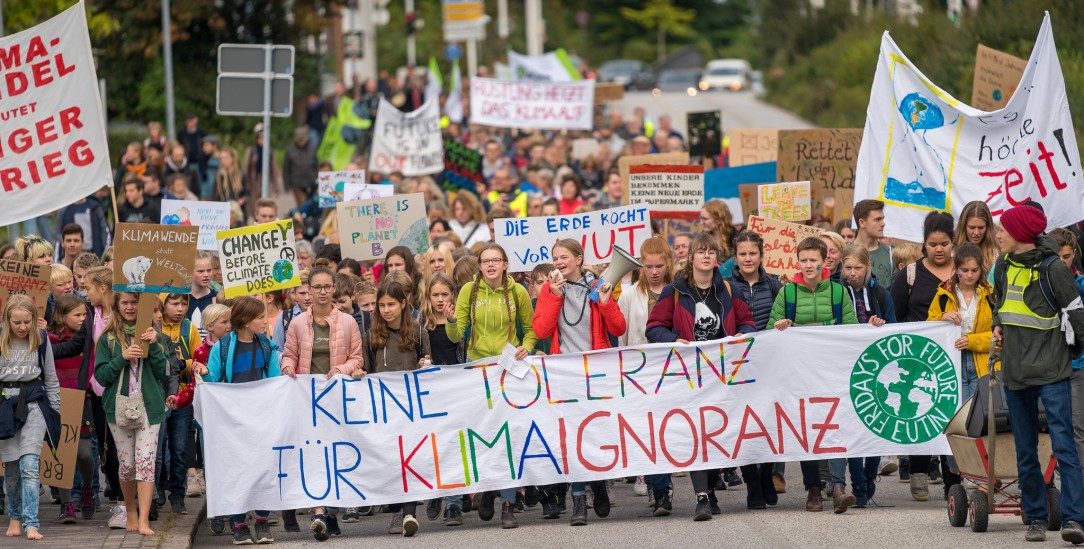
[851,334,958,445]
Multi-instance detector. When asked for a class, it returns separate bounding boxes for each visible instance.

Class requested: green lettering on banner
[849,334,958,444]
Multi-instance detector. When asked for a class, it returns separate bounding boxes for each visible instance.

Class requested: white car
[700,59,752,91]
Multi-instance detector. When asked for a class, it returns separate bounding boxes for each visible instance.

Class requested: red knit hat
[1000,205,1047,244]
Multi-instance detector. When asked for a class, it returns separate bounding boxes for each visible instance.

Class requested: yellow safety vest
[1000,259,1060,330]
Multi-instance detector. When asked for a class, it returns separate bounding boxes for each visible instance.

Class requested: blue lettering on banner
[517,420,562,478]
[414,367,449,419]
[299,440,332,500]
[342,378,369,425]
[273,445,295,498]
[312,378,341,427]
[332,442,366,500]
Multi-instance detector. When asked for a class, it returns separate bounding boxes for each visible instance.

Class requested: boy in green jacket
[768,236,858,514]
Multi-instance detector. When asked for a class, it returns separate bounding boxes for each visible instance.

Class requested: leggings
[58,437,95,504]
[109,422,160,483]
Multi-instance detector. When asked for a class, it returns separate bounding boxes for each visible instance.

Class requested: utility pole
[525,0,543,56]
[466,40,477,77]
[497,0,509,39]
[406,0,417,67]
[162,0,176,140]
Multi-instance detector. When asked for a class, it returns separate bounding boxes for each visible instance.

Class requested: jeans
[18,215,54,242]
[499,488,516,503]
[801,460,822,489]
[1070,370,1084,471]
[828,457,872,500]
[4,454,41,530]
[232,510,270,524]
[156,408,191,501]
[570,482,586,496]
[646,474,670,499]
[960,350,979,403]
[1005,379,1084,524]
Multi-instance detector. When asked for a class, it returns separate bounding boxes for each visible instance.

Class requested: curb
[157,498,207,549]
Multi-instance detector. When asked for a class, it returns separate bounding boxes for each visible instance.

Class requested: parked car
[700,59,752,91]
[654,69,702,96]
[599,59,650,89]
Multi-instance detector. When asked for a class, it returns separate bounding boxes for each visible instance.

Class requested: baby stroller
[944,340,1059,533]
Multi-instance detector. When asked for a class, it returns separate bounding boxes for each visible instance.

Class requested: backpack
[783,282,845,325]
[217,333,274,381]
[176,319,194,361]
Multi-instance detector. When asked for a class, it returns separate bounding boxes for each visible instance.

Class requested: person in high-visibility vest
[992,204,1084,544]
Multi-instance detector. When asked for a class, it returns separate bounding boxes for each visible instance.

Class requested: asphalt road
[611,90,816,136]
[193,465,1054,549]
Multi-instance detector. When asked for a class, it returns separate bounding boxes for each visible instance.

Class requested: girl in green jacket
[93,292,168,537]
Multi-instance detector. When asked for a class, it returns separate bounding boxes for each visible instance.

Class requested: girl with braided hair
[443,243,536,530]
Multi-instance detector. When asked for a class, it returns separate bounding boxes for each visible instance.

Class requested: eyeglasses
[480,258,504,265]
[311,285,334,293]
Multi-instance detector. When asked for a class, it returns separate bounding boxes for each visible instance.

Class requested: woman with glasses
[280,265,364,541]
[645,233,756,521]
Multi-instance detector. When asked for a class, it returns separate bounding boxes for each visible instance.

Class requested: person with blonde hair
[699,199,735,259]
[0,295,59,540]
[821,231,846,283]
[15,235,54,266]
[449,192,490,248]
[422,246,455,282]
[954,200,999,270]
[618,236,674,347]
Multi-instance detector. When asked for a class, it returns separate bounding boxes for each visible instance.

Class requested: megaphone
[588,245,644,303]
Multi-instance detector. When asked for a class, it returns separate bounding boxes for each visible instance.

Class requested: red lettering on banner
[810,397,845,454]
[775,401,809,453]
[577,411,618,472]
[732,406,777,459]
[558,417,570,475]
[617,412,656,467]
[698,406,730,460]
[659,409,698,468]
[398,434,433,492]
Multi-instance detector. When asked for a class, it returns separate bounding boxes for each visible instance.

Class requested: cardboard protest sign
[594,82,625,103]
[747,215,823,276]
[494,204,651,272]
[470,78,594,131]
[758,181,811,222]
[112,224,199,294]
[442,137,483,194]
[687,111,722,158]
[972,44,1026,112]
[855,15,1084,241]
[777,129,862,217]
[0,260,51,318]
[571,138,600,160]
[834,187,855,224]
[39,388,85,489]
[343,182,393,201]
[0,4,113,227]
[704,162,776,222]
[160,199,230,251]
[217,219,301,299]
[369,98,443,176]
[657,215,698,244]
[739,184,759,222]
[196,321,960,516]
[338,193,430,261]
[617,152,689,205]
[728,129,779,167]
[627,164,705,214]
[318,170,366,207]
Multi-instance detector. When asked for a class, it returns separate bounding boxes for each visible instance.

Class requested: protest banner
[161,199,231,251]
[508,48,580,82]
[777,129,862,217]
[338,193,430,261]
[687,111,722,158]
[216,220,301,299]
[196,321,960,516]
[627,164,705,214]
[39,388,85,490]
[855,15,1084,242]
[972,44,1027,112]
[747,215,823,276]
[728,129,779,167]
[318,170,366,207]
[369,98,443,176]
[442,137,483,194]
[470,78,594,131]
[0,3,113,227]
[571,138,600,160]
[657,215,698,244]
[112,224,199,294]
[704,162,778,222]
[494,204,651,272]
[617,152,689,204]
[758,182,811,222]
[0,259,51,318]
[344,182,393,201]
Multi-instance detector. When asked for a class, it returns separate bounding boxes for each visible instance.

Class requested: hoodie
[447,276,537,360]
[992,235,1084,390]
[768,269,858,326]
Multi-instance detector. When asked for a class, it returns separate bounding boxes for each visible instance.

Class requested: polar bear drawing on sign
[122,256,153,290]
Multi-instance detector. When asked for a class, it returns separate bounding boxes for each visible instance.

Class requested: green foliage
[2,0,118,39]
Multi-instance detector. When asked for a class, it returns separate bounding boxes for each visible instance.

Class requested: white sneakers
[108,505,127,529]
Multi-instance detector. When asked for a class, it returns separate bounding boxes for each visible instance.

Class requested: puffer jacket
[447,276,537,361]
[992,235,1084,390]
[646,270,756,343]
[768,269,858,327]
[928,279,994,377]
[729,267,782,331]
[281,308,364,376]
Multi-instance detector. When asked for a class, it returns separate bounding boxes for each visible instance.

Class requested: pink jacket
[281,309,364,375]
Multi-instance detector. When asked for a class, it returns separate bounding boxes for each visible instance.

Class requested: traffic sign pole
[261,44,272,201]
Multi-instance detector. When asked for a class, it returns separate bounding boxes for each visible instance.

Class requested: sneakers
[1026,520,1047,542]
[58,502,77,524]
[326,514,341,536]
[501,501,518,529]
[444,505,463,526]
[898,457,911,483]
[570,495,587,526]
[388,511,404,535]
[1063,520,1084,545]
[541,490,560,519]
[806,487,823,512]
[234,524,254,545]
[358,506,375,517]
[108,505,127,529]
[708,491,721,515]
[340,508,360,523]
[197,469,207,494]
[80,489,95,519]
[266,511,279,526]
[186,475,202,497]
[910,473,930,501]
[210,516,227,535]
[879,458,899,476]
[478,491,497,521]
[652,496,672,517]
[634,476,648,496]
[172,499,187,515]
[772,473,786,494]
[254,521,274,544]
[402,514,419,537]
[929,457,943,485]
[606,482,616,508]
[310,514,329,542]
[693,494,713,521]
[832,484,856,514]
[426,499,442,521]
[461,494,473,513]
[592,482,611,518]
[723,469,743,487]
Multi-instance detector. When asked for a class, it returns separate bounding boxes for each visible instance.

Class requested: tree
[620,0,696,62]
